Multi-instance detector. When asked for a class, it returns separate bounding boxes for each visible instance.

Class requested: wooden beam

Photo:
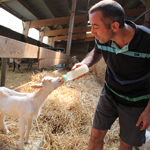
[66,0,77,55]
[29,14,87,28]
[144,0,150,27]
[44,26,91,37]
[125,8,145,17]
[140,0,147,6]
[39,47,69,59]
[72,37,95,43]
[39,32,44,46]
[38,47,69,68]
[0,35,38,58]
[52,33,94,41]
[22,22,30,42]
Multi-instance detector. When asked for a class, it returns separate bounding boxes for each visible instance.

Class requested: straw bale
[0,63,120,149]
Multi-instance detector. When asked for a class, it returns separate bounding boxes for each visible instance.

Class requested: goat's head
[31,76,63,89]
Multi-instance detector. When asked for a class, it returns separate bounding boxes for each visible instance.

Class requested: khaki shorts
[93,85,146,146]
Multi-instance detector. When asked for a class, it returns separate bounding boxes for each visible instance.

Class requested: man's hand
[136,102,150,130]
[71,62,87,80]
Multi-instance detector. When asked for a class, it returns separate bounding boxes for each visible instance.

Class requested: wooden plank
[29,14,87,28]
[72,37,95,43]
[39,47,69,59]
[52,33,94,41]
[140,0,147,6]
[0,35,38,58]
[0,25,49,47]
[38,58,68,68]
[44,26,91,36]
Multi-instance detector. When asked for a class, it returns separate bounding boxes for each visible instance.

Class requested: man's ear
[111,22,119,32]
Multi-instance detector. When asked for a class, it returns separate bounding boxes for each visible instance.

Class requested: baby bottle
[60,64,89,82]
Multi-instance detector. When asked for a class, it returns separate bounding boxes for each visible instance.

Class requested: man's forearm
[81,49,102,67]
[145,99,150,113]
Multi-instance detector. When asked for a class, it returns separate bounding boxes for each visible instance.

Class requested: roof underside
[0,0,148,43]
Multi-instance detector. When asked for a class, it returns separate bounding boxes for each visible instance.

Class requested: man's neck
[112,23,135,49]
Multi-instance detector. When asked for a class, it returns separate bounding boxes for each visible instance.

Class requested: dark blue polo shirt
[95,20,150,107]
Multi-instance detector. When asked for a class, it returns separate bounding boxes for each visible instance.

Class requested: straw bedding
[0,60,120,150]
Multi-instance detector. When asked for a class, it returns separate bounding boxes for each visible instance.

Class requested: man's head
[89,0,125,29]
[89,0,125,43]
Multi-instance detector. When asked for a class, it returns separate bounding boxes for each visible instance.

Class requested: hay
[0,62,120,150]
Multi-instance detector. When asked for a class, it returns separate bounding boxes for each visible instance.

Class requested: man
[72,0,150,150]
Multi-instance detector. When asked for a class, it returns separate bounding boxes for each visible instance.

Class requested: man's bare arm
[81,48,103,67]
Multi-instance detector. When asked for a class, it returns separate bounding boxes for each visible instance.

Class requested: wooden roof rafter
[44,26,91,37]
[140,0,147,6]
[28,14,87,28]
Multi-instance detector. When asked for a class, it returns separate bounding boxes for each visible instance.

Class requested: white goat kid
[0,76,63,149]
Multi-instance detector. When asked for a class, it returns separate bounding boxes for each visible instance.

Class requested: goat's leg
[0,113,10,134]
[17,64,20,73]
[25,118,33,144]
[13,59,15,72]
[18,116,26,150]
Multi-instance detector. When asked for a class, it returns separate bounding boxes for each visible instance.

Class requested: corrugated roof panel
[20,0,54,19]
[45,0,70,17]
[2,0,37,21]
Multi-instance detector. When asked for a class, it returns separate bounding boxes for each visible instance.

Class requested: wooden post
[0,58,7,86]
[66,0,78,55]
[144,0,150,27]
[48,37,55,47]
[23,22,30,41]
[39,32,44,46]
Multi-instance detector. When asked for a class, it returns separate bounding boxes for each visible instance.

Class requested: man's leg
[119,138,132,150]
[88,128,107,150]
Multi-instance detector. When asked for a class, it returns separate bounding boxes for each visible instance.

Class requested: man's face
[89,11,114,44]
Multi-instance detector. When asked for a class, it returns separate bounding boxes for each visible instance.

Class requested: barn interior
[0,0,150,149]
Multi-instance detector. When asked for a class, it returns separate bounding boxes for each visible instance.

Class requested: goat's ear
[31,84,44,88]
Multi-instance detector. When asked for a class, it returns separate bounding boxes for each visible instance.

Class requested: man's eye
[93,26,98,29]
